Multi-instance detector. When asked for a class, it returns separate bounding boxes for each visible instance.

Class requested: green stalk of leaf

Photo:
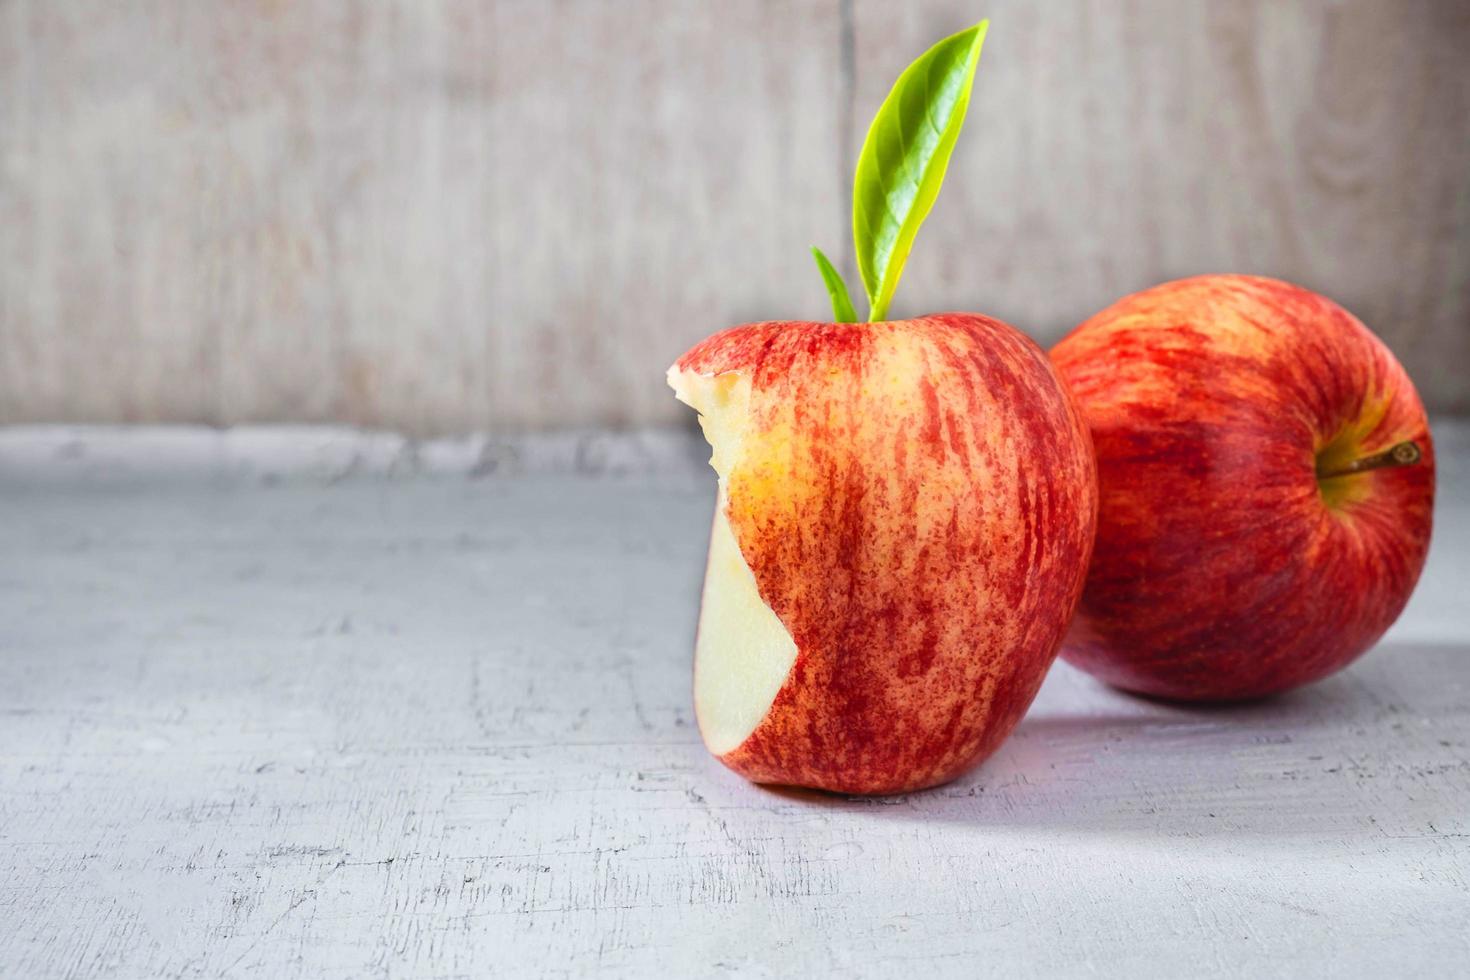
[811,246,858,323]
[813,20,988,323]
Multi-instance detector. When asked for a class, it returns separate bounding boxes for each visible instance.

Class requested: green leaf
[853,20,988,322]
[810,246,859,323]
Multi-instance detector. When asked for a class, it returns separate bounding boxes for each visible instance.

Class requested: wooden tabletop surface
[3,424,1467,978]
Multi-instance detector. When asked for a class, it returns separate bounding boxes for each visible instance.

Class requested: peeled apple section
[667,367,799,756]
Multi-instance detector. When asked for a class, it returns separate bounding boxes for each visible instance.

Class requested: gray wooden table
[3,424,1467,979]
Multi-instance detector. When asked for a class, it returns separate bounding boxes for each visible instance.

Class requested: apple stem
[1316,440,1423,480]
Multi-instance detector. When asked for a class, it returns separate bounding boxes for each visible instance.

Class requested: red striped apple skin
[675,314,1097,795]
[1051,275,1434,701]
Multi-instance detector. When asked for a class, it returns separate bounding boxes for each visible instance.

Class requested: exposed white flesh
[668,367,798,755]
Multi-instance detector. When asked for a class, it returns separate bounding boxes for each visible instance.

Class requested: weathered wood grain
[0,423,1468,977]
[0,0,1466,433]
[856,0,1470,410]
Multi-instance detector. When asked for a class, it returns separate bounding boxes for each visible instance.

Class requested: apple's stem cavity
[1316,440,1422,481]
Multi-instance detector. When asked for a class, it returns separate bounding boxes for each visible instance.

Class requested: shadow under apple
[756,642,1470,842]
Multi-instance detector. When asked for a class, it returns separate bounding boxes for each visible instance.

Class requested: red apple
[669,314,1097,794]
[1051,275,1435,701]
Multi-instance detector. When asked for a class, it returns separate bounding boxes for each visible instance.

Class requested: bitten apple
[1051,275,1434,701]
[669,315,1097,794]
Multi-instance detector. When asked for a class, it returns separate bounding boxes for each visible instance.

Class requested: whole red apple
[1050,274,1434,701]
[670,314,1097,793]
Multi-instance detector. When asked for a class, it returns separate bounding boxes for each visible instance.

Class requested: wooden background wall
[2,0,1467,434]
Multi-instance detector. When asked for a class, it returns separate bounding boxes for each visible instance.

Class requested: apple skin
[673,314,1097,794]
[1050,275,1435,701]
